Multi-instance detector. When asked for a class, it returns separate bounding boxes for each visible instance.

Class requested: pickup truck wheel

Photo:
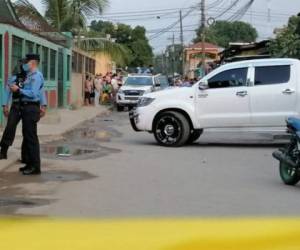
[187,129,203,144]
[154,111,191,147]
[117,105,124,112]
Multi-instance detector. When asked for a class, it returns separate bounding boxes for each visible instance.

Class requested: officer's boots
[0,144,8,160]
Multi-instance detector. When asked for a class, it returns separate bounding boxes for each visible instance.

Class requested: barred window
[42,47,49,79]
[25,41,34,54]
[11,36,23,74]
[50,49,56,80]
[67,55,71,81]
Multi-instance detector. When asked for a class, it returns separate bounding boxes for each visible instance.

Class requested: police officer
[0,60,27,160]
[10,54,47,175]
[0,59,47,166]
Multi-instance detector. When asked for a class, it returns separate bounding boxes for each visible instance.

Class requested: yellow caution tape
[1,217,300,250]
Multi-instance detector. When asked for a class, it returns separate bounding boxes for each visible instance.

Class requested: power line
[91,8,293,23]
[149,7,196,41]
[213,0,241,19]
[226,0,255,22]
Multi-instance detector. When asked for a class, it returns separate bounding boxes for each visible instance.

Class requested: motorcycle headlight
[137,97,155,107]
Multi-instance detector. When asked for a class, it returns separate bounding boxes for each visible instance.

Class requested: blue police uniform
[19,70,47,105]
[0,76,23,159]
[0,66,47,162]
[20,68,47,174]
[2,75,47,106]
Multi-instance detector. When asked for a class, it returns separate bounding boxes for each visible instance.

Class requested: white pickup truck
[130,58,300,147]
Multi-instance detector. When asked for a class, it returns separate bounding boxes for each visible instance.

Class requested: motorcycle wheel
[279,161,300,186]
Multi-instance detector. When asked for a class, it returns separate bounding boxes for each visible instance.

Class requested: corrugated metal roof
[0,0,22,26]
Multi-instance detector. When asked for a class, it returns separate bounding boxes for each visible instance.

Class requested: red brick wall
[67,89,71,105]
[49,90,57,108]
[4,32,9,84]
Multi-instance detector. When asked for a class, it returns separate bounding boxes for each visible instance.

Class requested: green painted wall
[0,23,73,126]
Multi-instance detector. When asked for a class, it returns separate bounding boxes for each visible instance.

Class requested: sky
[23,0,300,54]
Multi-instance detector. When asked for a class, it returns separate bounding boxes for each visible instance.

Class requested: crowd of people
[173,76,200,87]
[84,72,123,106]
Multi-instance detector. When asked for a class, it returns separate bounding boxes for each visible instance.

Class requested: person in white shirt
[94,74,103,107]
[111,74,119,92]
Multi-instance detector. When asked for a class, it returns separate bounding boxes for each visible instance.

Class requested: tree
[90,21,154,67]
[128,26,153,67]
[269,15,300,58]
[43,0,69,31]
[13,0,129,65]
[194,20,258,48]
[42,0,108,33]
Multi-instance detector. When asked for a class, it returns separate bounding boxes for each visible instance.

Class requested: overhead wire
[148,7,197,41]
[226,0,255,21]
[213,0,241,19]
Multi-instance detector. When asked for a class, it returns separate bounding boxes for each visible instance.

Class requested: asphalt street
[1,110,300,218]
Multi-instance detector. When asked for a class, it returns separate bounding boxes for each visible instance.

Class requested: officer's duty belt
[20,101,40,106]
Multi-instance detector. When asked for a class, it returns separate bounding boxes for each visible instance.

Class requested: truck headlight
[118,89,125,95]
[137,97,155,107]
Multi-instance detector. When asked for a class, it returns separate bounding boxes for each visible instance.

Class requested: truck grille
[125,97,140,101]
[124,90,144,96]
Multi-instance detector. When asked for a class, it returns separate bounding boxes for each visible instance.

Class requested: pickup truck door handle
[282,89,295,94]
[198,93,208,98]
[236,91,248,97]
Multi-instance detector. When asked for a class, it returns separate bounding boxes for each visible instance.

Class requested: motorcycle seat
[287,117,300,131]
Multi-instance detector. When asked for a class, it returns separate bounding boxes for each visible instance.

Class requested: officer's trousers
[21,104,40,170]
[0,103,28,161]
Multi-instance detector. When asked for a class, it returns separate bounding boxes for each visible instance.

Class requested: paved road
[1,111,300,218]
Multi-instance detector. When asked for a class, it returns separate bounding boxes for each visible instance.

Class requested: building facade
[184,42,221,79]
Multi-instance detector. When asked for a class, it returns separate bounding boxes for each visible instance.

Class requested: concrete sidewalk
[0,105,109,172]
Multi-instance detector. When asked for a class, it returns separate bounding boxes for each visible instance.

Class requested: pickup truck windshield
[125,77,153,86]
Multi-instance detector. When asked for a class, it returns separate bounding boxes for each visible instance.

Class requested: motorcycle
[273,117,300,185]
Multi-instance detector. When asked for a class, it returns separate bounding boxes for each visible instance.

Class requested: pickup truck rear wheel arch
[152,109,194,132]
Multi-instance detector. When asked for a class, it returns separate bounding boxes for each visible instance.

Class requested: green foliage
[90,20,153,67]
[74,34,131,66]
[194,21,258,48]
[43,0,69,31]
[269,15,300,58]
[14,0,130,66]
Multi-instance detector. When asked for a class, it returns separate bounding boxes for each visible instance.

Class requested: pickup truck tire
[153,111,191,147]
[187,129,203,144]
[117,105,124,112]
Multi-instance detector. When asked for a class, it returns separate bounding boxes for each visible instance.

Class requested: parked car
[116,74,169,111]
[130,58,300,147]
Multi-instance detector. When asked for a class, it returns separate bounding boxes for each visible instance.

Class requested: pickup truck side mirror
[199,84,209,91]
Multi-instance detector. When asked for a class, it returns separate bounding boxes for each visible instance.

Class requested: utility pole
[172,32,175,79]
[179,10,185,76]
[200,0,206,77]
[179,10,184,46]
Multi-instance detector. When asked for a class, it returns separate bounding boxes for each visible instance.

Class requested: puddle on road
[41,145,96,157]
[41,114,122,160]
[0,170,96,189]
[0,197,51,215]
[41,170,96,182]
[0,170,96,215]
[0,198,40,207]
[41,144,121,160]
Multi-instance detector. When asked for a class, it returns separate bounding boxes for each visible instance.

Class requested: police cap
[25,54,40,62]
